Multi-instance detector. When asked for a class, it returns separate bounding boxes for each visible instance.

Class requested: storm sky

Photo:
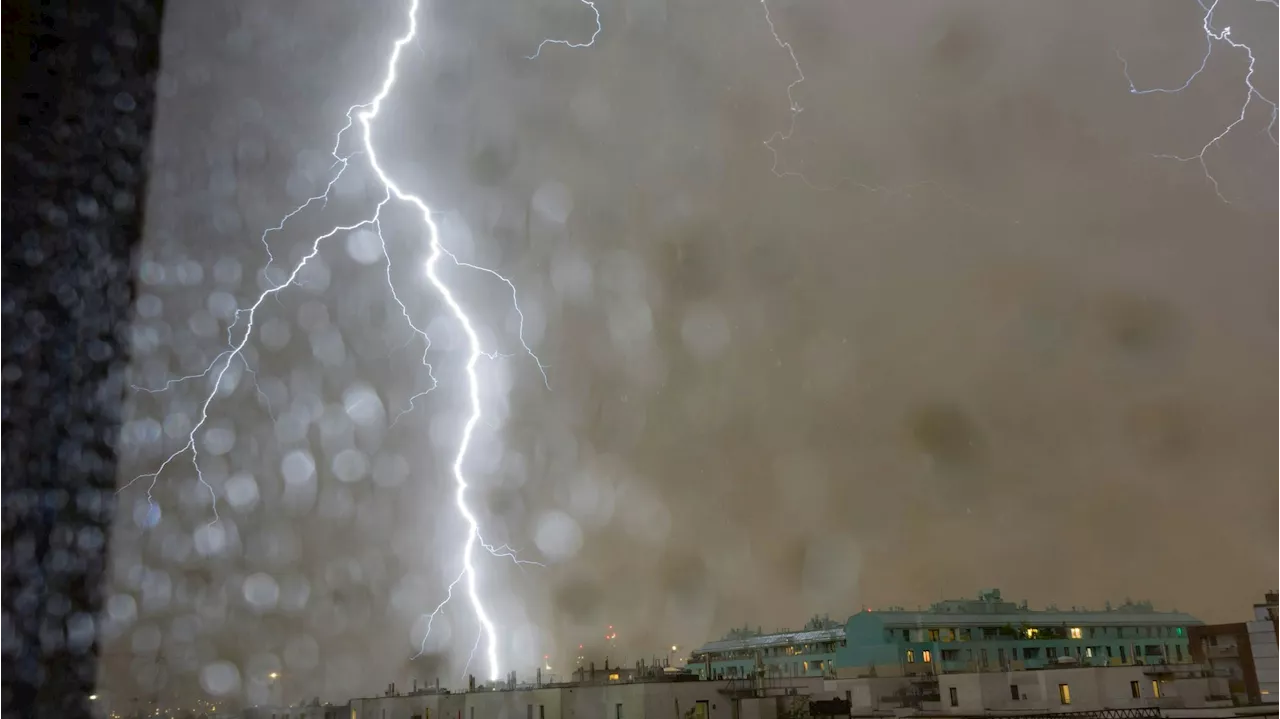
[103,0,1277,707]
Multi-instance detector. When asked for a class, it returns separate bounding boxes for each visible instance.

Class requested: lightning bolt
[759,0,813,186]
[526,0,601,60]
[753,0,1021,227]
[122,0,587,682]
[1120,0,1279,202]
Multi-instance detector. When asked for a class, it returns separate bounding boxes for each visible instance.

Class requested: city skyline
[91,0,1277,709]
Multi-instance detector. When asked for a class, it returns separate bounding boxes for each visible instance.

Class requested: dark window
[1010,685,1020,701]
[1120,645,1128,662]
[1023,647,1039,659]
[902,629,910,641]
[1046,647,1058,660]
[981,648,989,667]
[1130,681,1141,698]
[928,629,940,642]
[949,687,959,707]
[615,703,623,719]
[1175,645,1183,662]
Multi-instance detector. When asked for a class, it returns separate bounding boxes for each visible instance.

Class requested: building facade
[346,677,824,719]
[1189,592,1279,706]
[687,616,845,680]
[687,589,1202,680]
[325,665,1243,719]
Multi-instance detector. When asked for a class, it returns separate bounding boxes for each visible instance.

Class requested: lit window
[922,650,932,663]
[1130,681,1141,698]
[1085,647,1093,658]
[906,650,915,664]
[1069,627,1082,639]
[1175,627,1184,637]
[1058,684,1071,705]
[1025,628,1039,639]
[1151,681,1161,698]
[608,673,620,681]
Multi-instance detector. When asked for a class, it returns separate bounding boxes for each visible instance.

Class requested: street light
[89,695,98,701]
[267,671,283,707]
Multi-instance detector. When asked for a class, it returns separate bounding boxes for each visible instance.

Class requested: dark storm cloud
[104,0,1276,706]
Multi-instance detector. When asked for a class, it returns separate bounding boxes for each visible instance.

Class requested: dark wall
[3,1,165,716]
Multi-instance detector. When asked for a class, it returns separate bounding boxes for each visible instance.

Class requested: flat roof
[861,608,1203,628]
[692,627,846,654]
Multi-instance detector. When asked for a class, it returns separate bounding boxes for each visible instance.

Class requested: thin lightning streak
[376,217,440,428]
[463,627,485,681]
[526,0,602,59]
[752,0,1021,227]
[1120,0,1278,202]
[441,248,550,390]
[119,206,389,523]
[240,356,277,423]
[759,0,815,186]
[130,351,233,394]
[413,569,465,659]
[131,0,577,682]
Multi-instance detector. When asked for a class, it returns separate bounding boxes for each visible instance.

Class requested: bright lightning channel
[123,0,597,683]
[1119,0,1279,202]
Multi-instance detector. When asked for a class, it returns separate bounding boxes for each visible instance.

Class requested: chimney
[604,657,610,672]
[468,674,476,692]
[435,677,440,691]
[590,662,595,681]
[536,668,542,687]
[412,679,417,693]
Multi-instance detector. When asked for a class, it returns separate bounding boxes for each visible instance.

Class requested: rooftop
[690,590,1203,656]
[858,589,1201,627]
[693,626,846,655]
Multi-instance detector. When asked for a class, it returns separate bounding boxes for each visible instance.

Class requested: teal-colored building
[688,616,845,680]
[688,590,1202,680]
